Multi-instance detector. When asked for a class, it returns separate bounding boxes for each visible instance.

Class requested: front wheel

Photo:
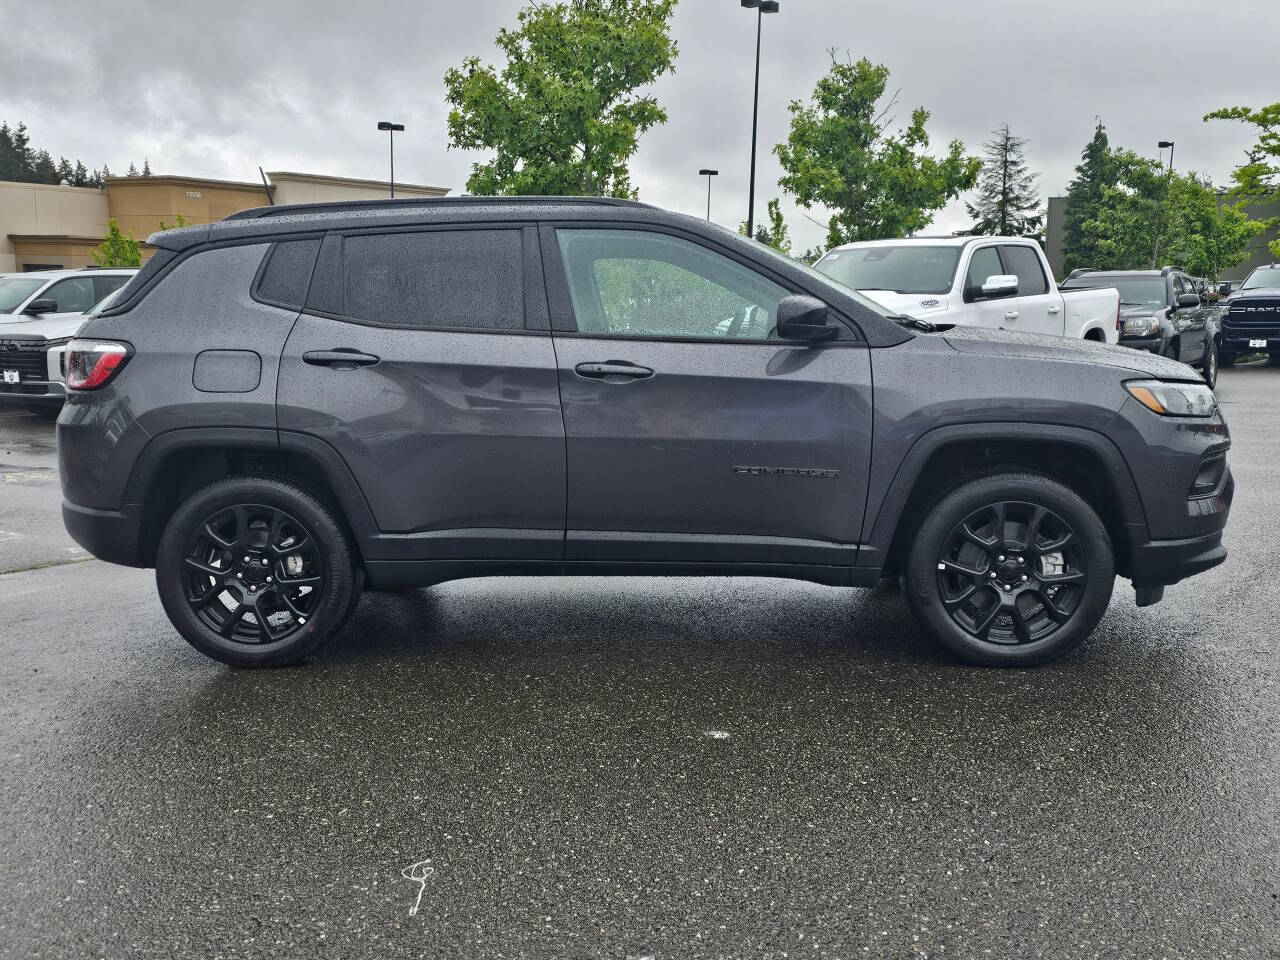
[155,477,359,667]
[1201,339,1218,388]
[904,473,1115,667]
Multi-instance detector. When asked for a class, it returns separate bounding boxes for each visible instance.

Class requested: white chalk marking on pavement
[401,859,434,917]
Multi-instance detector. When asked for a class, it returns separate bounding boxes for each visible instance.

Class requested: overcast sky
[1,0,1275,251]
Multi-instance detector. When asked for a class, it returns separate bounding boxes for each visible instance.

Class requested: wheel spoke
[970,596,1002,639]
[1010,602,1034,643]
[270,534,311,558]
[992,502,1008,547]
[204,522,236,549]
[943,582,979,609]
[961,522,996,549]
[276,589,307,618]
[1038,531,1074,553]
[1034,588,1069,623]
[218,603,247,637]
[1021,506,1047,553]
[184,556,226,577]
[941,558,986,578]
[188,585,222,609]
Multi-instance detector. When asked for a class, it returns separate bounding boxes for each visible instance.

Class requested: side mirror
[775,294,836,342]
[23,298,58,315]
[1217,282,1233,297]
[980,274,1019,299]
[1176,293,1201,309]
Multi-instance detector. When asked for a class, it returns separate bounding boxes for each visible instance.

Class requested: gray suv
[57,197,1233,668]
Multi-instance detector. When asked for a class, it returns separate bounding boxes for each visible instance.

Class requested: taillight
[65,339,132,391]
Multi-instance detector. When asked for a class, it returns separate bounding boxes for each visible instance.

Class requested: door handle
[1047,305,1061,315]
[574,361,655,381]
[302,349,380,368]
[1004,310,1020,320]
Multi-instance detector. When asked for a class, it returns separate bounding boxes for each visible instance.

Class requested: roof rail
[225,195,652,221]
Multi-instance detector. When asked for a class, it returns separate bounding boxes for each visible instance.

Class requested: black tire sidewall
[155,478,356,667]
[904,473,1115,667]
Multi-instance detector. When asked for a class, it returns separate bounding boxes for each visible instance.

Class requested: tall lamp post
[1153,139,1174,265]
[741,0,779,239]
[377,121,405,198]
[698,168,719,221]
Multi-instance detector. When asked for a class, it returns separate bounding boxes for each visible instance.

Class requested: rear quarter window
[254,238,322,310]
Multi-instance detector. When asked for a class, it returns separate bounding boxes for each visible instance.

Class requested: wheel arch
[863,423,1146,579]
[125,428,378,566]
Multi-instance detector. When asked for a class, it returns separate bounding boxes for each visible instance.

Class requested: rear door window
[327,230,524,330]
[256,238,321,309]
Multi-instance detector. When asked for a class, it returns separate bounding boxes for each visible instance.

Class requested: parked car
[812,237,1120,343]
[1216,263,1280,366]
[58,197,1231,669]
[0,268,137,417]
[1059,267,1218,387]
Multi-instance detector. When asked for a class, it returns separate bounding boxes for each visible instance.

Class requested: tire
[903,472,1115,667]
[1201,339,1218,389]
[155,477,358,667]
[1219,352,1236,368]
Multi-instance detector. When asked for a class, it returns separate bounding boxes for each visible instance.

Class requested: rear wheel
[155,477,358,667]
[904,473,1115,667]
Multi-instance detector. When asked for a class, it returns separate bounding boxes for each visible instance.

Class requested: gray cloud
[1,0,1274,251]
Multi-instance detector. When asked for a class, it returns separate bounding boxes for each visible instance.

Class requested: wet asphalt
[0,365,1277,959]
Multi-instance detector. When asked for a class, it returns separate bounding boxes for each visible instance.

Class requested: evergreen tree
[142,158,152,176]
[56,156,74,184]
[965,123,1041,237]
[100,163,112,181]
[72,160,89,187]
[126,162,140,177]
[1062,121,1118,274]
[30,149,58,183]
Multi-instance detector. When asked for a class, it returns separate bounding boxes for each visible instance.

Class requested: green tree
[1062,121,1118,274]
[91,219,141,268]
[774,54,979,249]
[1204,102,1280,258]
[444,0,677,198]
[158,213,189,231]
[739,198,792,254]
[1081,152,1258,277]
[965,123,1041,237]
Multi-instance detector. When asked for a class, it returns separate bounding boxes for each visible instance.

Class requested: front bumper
[1220,332,1279,353]
[1117,334,1166,354]
[62,499,146,568]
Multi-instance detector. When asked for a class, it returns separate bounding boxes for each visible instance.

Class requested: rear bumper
[62,499,146,568]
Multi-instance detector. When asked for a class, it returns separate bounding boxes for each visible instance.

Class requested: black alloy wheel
[904,473,1115,667]
[935,500,1086,646]
[156,477,358,667]
[181,503,324,644]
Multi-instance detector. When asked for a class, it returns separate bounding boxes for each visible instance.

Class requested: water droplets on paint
[703,730,730,740]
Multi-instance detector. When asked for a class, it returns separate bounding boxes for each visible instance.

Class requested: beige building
[1,170,449,272]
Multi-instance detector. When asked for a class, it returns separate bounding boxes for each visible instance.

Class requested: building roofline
[104,174,273,191]
[7,233,107,244]
[0,179,104,194]
[264,170,449,195]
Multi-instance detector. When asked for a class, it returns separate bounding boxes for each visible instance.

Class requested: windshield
[814,246,960,295]
[708,224,897,319]
[0,277,46,313]
[1241,266,1280,290]
[1063,276,1166,308]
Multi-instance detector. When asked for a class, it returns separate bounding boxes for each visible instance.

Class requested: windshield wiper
[889,314,937,333]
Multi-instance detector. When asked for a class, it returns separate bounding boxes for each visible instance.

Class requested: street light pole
[1153,139,1174,266]
[741,0,779,239]
[377,121,405,198]
[699,168,719,221]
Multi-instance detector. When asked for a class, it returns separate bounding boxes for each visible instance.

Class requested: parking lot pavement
[1,367,1277,959]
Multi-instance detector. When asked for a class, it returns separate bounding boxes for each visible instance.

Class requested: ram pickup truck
[814,236,1120,343]
[1216,263,1280,367]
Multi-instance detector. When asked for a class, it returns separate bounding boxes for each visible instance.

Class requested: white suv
[0,268,137,417]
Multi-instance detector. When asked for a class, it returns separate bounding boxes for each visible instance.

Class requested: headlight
[1121,315,1157,337]
[1125,379,1216,417]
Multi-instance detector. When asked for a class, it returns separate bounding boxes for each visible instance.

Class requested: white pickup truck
[813,236,1119,343]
